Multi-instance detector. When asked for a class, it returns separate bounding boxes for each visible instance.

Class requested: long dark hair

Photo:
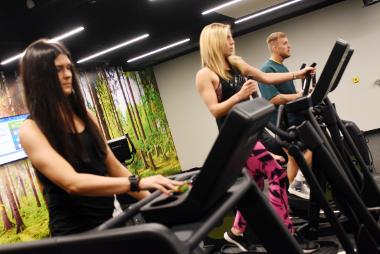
[20,39,106,165]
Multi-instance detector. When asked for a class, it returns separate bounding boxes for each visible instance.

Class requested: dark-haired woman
[20,39,182,236]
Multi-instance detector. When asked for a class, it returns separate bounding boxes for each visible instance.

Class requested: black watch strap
[129,175,140,192]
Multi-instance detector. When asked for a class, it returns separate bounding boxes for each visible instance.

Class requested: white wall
[154,0,380,170]
[154,52,219,170]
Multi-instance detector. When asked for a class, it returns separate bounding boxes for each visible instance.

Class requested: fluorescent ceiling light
[202,0,244,15]
[49,26,84,42]
[127,38,190,63]
[0,53,25,66]
[1,26,84,65]
[235,0,302,24]
[77,34,149,63]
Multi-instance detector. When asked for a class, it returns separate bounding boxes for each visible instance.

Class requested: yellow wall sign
[353,76,360,84]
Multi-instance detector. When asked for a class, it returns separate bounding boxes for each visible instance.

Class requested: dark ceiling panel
[0,0,344,71]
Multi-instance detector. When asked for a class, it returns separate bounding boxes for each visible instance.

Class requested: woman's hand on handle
[295,66,316,80]
[139,175,184,195]
[236,79,257,101]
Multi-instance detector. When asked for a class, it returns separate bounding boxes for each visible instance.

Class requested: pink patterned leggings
[233,141,294,234]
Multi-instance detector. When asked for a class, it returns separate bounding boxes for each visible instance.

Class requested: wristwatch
[129,175,140,192]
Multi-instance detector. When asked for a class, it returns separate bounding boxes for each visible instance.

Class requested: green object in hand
[177,182,190,193]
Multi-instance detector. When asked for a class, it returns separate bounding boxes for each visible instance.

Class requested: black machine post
[272,39,380,252]
[293,121,356,254]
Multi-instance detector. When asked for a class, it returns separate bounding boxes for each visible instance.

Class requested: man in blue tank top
[258,32,311,200]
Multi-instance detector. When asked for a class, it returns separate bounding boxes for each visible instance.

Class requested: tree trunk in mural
[0,73,7,116]
[126,88,143,139]
[30,163,48,207]
[2,171,25,233]
[164,124,176,152]
[121,73,144,141]
[133,72,154,134]
[134,72,168,160]
[125,75,157,170]
[95,69,115,138]
[136,72,168,160]
[97,68,124,138]
[101,69,124,137]
[24,161,41,208]
[123,74,148,169]
[5,167,21,209]
[120,72,150,171]
[145,70,177,154]
[116,69,140,141]
[0,198,14,230]
[84,72,111,140]
[149,73,176,154]
[0,73,13,116]
[17,172,28,197]
[134,77,158,170]
[0,192,14,231]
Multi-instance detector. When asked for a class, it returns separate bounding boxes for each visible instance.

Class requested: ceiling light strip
[49,26,85,42]
[1,26,85,65]
[0,53,25,66]
[202,0,244,15]
[127,38,190,63]
[235,0,302,24]
[77,34,149,63]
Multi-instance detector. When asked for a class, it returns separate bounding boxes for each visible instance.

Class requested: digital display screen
[0,114,29,165]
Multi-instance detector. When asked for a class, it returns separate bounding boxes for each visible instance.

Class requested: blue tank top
[35,128,114,236]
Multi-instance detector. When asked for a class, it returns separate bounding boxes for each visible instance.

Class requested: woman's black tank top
[35,128,114,236]
[215,67,247,129]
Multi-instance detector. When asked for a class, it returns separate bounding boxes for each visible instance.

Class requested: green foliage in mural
[79,67,181,177]
[0,65,181,245]
[95,71,124,139]
[124,69,180,176]
[0,194,49,244]
[0,161,49,244]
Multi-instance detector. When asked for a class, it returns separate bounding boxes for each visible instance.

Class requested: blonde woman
[196,23,318,253]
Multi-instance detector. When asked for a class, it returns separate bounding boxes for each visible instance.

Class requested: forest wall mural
[0,66,180,243]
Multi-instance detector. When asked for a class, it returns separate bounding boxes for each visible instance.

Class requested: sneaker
[288,180,310,199]
[293,233,320,253]
[223,229,256,252]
